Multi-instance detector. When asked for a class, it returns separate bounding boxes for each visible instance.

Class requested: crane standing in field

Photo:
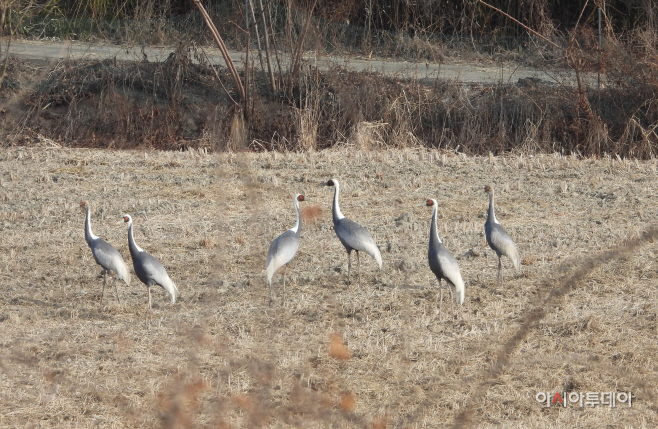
[426,199,465,312]
[326,179,382,286]
[80,200,131,304]
[484,185,520,284]
[123,214,178,309]
[265,194,305,304]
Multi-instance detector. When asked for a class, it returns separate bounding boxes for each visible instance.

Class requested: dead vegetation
[0,33,653,158]
[1,147,658,427]
[0,1,655,160]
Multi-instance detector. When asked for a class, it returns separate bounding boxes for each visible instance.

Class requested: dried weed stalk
[453,226,658,428]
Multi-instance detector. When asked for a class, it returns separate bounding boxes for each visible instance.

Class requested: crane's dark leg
[448,283,455,316]
[268,280,273,306]
[282,266,287,303]
[497,255,502,285]
[347,250,352,285]
[147,285,152,310]
[100,270,107,305]
[113,274,121,303]
[436,278,443,320]
[356,251,361,287]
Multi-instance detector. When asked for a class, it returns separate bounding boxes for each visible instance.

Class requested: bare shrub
[6,28,657,158]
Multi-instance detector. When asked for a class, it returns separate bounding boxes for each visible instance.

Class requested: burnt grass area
[1,47,657,158]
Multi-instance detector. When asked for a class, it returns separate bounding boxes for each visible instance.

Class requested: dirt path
[6,38,584,85]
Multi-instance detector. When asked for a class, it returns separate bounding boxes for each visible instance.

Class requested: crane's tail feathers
[117,262,131,286]
[454,278,465,305]
[374,247,383,270]
[511,246,521,270]
[364,242,383,270]
[265,262,275,287]
[160,276,178,303]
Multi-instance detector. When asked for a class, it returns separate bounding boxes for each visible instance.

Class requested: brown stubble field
[1,146,658,428]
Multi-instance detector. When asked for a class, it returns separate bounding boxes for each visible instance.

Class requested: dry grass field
[1,146,658,428]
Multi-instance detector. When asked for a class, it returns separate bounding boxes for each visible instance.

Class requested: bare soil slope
[1,147,657,428]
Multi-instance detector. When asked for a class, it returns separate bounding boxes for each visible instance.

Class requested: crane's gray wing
[138,253,178,302]
[266,230,300,270]
[91,238,131,284]
[437,250,463,290]
[265,230,300,286]
[335,218,382,268]
[335,218,370,250]
[487,223,520,269]
[429,243,465,304]
[428,246,444,279]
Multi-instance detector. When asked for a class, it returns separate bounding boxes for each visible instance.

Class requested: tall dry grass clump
[10,53,658,158]
[226,111,248,152]
[348,121,388,150]
[295,106,319,151]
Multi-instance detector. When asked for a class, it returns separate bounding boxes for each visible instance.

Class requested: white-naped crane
[123,214,178,309]
[326,178,382,286]
[80,201,131,304]
[484,185,520,284]
[265,194,305,303]
[426,199,465,312]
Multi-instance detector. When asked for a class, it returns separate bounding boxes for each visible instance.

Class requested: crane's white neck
[126,218,144,252]
[84,206,99,241]
[332,180,345,221]
[430,202,442,244]
[488,192,499,224]
[289,195,301,233]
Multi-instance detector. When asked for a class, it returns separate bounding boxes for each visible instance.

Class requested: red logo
[552,392,564,405]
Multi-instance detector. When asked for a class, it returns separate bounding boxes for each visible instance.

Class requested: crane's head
[296,194,305,202]
[426,199,436,207]
[484,185,493,194]
[79,200,89,209]
[122,214,132,224]
[326,179,335,187]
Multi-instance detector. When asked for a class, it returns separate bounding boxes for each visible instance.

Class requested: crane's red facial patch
[327,180,334,186]
[426,200,434,206]
[123,216,129,223]
[484,186,492,193]
[79,201,87,207]
[297,195,305,202]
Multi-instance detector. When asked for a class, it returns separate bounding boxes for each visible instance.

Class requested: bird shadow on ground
[77,311,113,321]
[11,296,62,308]
[378,282,425,290]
